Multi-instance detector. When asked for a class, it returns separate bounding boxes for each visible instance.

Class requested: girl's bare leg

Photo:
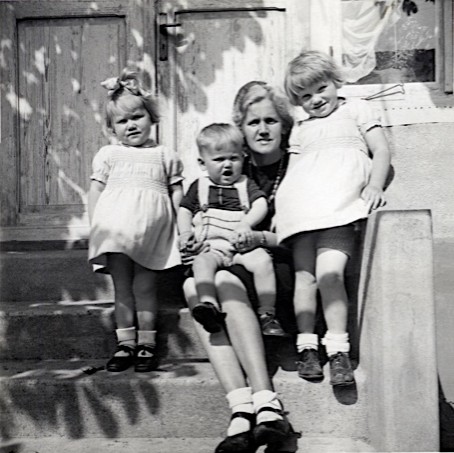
[316,248,349,334]
[107,253,135,328]
[132,263,158,331]
[291,234,317,334]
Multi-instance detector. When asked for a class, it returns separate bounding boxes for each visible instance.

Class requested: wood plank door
[157,0,309,185]
[0,0,156,241]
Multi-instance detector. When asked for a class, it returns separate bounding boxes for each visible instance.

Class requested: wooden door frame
[0,0,157,241]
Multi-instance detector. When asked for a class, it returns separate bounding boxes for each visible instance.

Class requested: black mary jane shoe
[134,345,158,372]
[106,345,135,372]
[215,412,256,453]
[192,302,226,333]
[253,407,291,447]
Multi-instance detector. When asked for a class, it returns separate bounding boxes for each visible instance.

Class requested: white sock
[226,387,253,437]
[321,331,350,356]
[115,327,136,356]
[253,390,283,425]
[296,333,318,353]
[137,330,157,357]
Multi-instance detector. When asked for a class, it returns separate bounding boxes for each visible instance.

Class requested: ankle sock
[296,333,318,353]
[115,327,136,356]
[226,387,253,437]
[137,330,157,357]
[321,331,350,357]
[252,390,283,425]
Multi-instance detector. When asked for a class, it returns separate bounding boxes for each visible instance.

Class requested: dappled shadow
[0,361,200,440]
[159,1,269,112]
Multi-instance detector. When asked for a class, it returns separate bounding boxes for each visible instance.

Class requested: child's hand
[178,232,194,252]
[361,184,386,212]
[179,237,210,265]
[235,222,252,236]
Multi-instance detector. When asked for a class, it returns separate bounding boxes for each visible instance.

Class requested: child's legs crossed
[233,248,276,315]
[107,253,135,328]
[290,233,318,333]
[192,251,225,306]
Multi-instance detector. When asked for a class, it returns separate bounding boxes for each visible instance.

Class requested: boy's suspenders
[195,176,250,243]
[197,175,250,212]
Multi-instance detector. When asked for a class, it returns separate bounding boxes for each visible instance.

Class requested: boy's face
[297,79,338,118]
[199,144,244,186]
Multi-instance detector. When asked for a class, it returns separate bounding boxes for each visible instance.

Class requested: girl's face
[242,98,283,163]
[111,96,153,147]
[297,79,338,118]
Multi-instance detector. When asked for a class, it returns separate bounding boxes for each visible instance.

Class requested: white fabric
[322,331,351,355]
[275,99,379,243]
[89,144,183,272]
[310,0,402,83]
[296,333,319,353]
[342,0,402,82]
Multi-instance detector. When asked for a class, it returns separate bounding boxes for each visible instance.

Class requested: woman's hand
[231,230,263,253]
[361,184,386,212]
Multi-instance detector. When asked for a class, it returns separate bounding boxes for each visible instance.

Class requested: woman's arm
[363,126,392,211]
[87,180,106,224]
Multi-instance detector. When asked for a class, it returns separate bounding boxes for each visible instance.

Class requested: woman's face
[241,98,283,160]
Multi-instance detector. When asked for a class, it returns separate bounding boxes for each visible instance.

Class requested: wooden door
[0,0,156,241]
[157,0,309,185]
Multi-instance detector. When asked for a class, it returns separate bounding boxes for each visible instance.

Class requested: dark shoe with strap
[134,345,158,372]
[106,344,135,372]
[253,407,291,447]
[192,302,226,333]
[296,348,324,381]
[328,352,355,386]
[260,313,288,337]
[215,412,256,453]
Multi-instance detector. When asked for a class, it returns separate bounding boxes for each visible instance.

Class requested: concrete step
[0,360,369,442]
[0,301,206,361]
[0,436,375,453]
[0,248,186,305]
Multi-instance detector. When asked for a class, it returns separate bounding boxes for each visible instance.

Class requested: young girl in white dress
[275,50,391,386]
[88,68,183,372]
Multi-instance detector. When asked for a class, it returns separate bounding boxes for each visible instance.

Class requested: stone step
[0,436,375,453]
[0,301,206,361]
[0,360,369,442]
[0,248,186,305]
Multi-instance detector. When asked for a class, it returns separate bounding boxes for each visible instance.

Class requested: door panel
[157,0,309,185]
[0,0,156,240]
[18,17,125,216]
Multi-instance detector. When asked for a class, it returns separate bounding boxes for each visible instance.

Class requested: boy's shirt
[180,177,266,215]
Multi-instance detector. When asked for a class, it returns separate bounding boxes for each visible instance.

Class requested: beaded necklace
[247,152,288,205]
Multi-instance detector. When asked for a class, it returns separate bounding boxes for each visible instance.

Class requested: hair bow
[101,76,140,96]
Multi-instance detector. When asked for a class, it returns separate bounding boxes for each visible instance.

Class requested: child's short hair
[196,123,244,155]
[104,67,160,129]
[284,50,344,105]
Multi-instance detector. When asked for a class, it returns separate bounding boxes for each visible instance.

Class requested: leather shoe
[106,345,135,372]
[215,412,256,453]
[135,345,158,372]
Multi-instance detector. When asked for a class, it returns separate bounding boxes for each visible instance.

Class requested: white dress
[275,99,380,243]
[89,143,183,273]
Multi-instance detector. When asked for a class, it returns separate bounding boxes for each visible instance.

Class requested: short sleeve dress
[88,143,183,273]
[275,99,380,244]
